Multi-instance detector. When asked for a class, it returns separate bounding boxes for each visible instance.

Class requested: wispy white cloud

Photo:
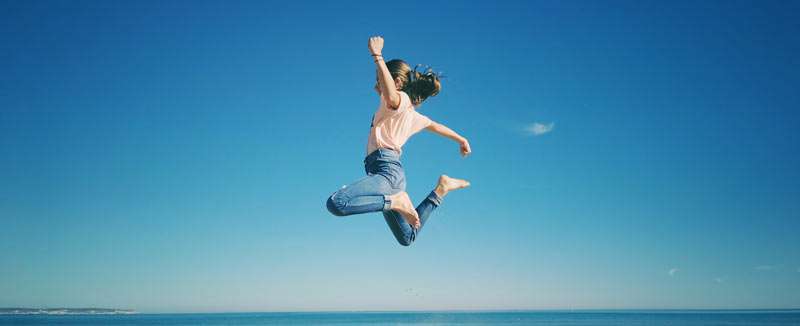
[755,265,775,271]
[525,122,555,136]
[714,277,725,284]
[668,268,679,276]
[755,265,774,271]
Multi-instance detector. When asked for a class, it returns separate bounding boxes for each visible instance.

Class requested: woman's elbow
[426,121,441,132]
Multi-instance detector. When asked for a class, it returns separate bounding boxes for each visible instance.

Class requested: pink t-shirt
[366,91,433,155]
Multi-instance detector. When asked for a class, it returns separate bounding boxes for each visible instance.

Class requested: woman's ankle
[434,185,447,199]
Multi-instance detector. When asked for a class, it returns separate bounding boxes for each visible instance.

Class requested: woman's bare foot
[434,175,471,198]
[387,191,420,229]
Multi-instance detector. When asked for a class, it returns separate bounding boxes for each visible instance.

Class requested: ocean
[1,310,799,325]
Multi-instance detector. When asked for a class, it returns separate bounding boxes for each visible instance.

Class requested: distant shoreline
[0,308,136,315]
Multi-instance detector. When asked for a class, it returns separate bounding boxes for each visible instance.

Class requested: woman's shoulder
[379,90,409,101]
[380,91,414,110]
[398,91,414,108]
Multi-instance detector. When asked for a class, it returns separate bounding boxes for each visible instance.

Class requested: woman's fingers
[368,36,384,54]
[460,141,471,157]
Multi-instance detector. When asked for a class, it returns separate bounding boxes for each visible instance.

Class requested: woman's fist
[368,36,384,55]
[459,138,472,157]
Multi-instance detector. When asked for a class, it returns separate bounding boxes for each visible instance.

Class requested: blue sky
[2,0,799,312]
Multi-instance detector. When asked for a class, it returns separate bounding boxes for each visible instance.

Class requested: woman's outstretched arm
[368,36,402,110]
[426,121,472,157]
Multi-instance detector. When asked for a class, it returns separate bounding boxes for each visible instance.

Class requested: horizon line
[119,308,800,314]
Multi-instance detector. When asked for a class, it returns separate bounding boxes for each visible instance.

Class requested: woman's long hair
[385,59,442,106]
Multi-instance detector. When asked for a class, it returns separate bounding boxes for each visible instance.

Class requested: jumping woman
[326,36,471,246]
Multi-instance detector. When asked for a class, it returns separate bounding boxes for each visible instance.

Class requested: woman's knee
[326,192,347,216]
[396,238,413,246]
[393,231,415,246]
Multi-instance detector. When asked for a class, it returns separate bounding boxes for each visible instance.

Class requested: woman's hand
[368,36,384,55]
[459,138,472,157]
[425,122,472,157]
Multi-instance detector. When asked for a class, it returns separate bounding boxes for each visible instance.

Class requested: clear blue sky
[2,0,799,313]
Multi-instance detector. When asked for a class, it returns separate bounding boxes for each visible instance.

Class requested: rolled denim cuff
[382,195,392,211]
[426,191,443,207]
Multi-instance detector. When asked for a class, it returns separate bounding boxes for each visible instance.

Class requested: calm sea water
[1,311,799,325]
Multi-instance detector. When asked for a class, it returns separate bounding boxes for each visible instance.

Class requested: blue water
[2,311,799,325]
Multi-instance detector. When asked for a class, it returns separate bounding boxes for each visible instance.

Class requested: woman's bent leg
[417,191,443,228]
[327,173,397,217]
[383,191,443,246]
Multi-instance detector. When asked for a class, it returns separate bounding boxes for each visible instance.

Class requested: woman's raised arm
[369,36,402,110]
